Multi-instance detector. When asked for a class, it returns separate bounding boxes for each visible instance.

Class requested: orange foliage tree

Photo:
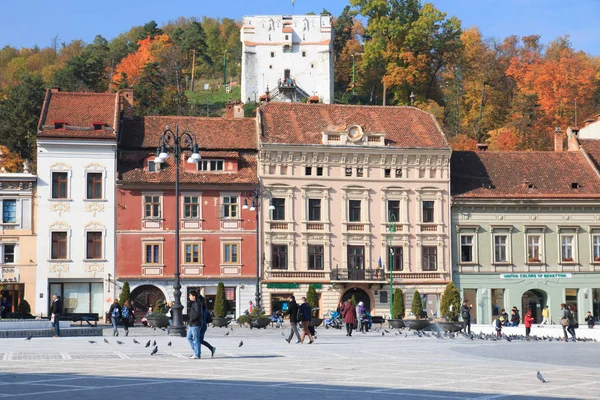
[112,34,172,87]
[448,134,477,151]
[487,128,519,151]
[0,145,24,172]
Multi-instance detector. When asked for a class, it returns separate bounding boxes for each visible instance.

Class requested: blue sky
[1,0,599,55]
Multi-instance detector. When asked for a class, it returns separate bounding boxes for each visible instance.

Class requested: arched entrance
[341,287,371,311]
[521,289,547,323]
[130,285,166,320]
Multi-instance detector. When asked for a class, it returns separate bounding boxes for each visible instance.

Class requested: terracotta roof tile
[120,116,256,150]
[451,151,600,199]
[580,139,600,171]
[259,103,448,149]
[38,91,119,140]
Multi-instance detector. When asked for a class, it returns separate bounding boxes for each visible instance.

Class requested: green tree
[392,288,405,319]
[53,35,110,92]
[411,290,423,318]
[155,299,166,314]
[306,285,319,317]
[214,282,227,318]
[440,282,461,321]
[119,282,131,306]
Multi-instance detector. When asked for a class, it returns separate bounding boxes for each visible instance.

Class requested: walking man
[285,295,301,344]
[198,294,216,358]
[50,294,62,337]
[187,290,204,359]
[461,300,472,335]
[298,297,314,344]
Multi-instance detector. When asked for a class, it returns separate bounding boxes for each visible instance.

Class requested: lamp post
[154,125,201,337]
[387,213,397,318]
[242,188,274,311]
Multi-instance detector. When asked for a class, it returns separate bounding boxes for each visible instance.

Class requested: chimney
[583,119,595,128]
[567,127,580,151]
[50,87,61,93]
[119,89,134,119]
[476,143,488,152]
[554,127,563,152]
[225,100,245,119]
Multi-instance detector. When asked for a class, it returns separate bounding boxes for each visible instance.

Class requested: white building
[35,89,129,320]
[577,114,600,139]
[241,14,334,104]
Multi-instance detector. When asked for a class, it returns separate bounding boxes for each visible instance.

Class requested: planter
[249,317,271,329]
[311,318,323,327]
[405,319,430,331]
[437,321,463,332]
[388,319,405,329]
[145,315,169,328]
[211,317,232,328]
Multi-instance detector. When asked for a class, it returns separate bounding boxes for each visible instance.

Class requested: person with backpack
[198,294,216,358]
[285,295,301,344]
[298,297,314,344]
[108,299,121,336]
[121,300,132,336]
[187,290,204,359]
[461,300,472,335]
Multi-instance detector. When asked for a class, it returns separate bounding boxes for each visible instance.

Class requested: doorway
[521,289,547,323]
[341,287,371,311]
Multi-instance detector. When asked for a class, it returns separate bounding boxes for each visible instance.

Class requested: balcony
[306,223,324,231]
[346,223,365,232]
[420,224,438,232]
[331,267,449,283]
[269,222,288,230]
[266,270,327,280]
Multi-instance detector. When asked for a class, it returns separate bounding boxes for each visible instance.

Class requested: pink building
[257,103,451,317]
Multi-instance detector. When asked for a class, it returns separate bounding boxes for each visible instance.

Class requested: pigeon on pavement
[25,336,33,341]
[152,340,157,346]
[116,341,124,345]
[537,371,546,383]
[225,331,230,336]
[238,341,243,347]
[382,332,385,336]
[281,332,285,337]
[151,346,158,355]
[230,327,234,331]
[168,341,172,346]
[88,340,97,344]
[145,340,151,348]
[104,338,109,344]
[133,339,140,344]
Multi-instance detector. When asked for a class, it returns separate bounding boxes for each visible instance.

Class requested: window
[184,196,199,218]
[460,235,473,263]
[184,243,200,264]
[308,245,324,270]
[2,244,15,263]
[2,200,16,223]
[302,51,306,57]
[86,232,102,259]
[93,123,104,130]
[422,201,434,223]
[593,235,600,262]
[561,235,575,262]
[494,235,508,263]
[52,172,68,199]
[270,51,275,57]
[198,160,224,172]
[527,235,541,262]
[348,246,364,269]
[222,196,238,218]
[145,243,161,264]
[86,173,102,199]
[356,168,363,177]
[148,160,157,172]
[565,289,578,314]
[271,245,288,269]
[51,232,68,260]
[388,246,403,271]
[144,195,161,218]
[305,167,312,176]
[384,168,391,178]
[271,198,285,221]
[388,200,400,222]
[223,243,238,263]
[308,199,321,221]
[395,168,403,178]
[349,200,361,222]
[316,167,323,176]
[345,167,352,177]
[422,246,437,271]
[491,289,504,317]
[54,122,65,129]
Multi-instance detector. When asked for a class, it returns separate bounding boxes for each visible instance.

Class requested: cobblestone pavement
[0,325,598,399]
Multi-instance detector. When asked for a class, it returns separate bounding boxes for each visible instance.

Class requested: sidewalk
[471,323,600,339]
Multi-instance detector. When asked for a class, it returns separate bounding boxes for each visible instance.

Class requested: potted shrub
[406,290,429,331]
[307,284,323,327]
[212,282,232,327]
[145,299,169,328]
[248,307,271,329]
[388,288,405,329]
[438,282,463,332]
[236,315,250,327]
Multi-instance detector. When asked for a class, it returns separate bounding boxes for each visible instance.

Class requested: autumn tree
[0,145,25,172]
[487,127,519,151]
[112,34,172,87]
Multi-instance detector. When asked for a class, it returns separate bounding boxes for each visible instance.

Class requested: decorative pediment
[50,162,71,171]
[49,221,70,230]
[84,221,105,231]
[84,162,105,171]
[85,202,105,217]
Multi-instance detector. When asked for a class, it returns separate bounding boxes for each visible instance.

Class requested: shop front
[48,281,104,317]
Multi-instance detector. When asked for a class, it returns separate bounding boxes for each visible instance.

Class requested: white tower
[241,15,334,104]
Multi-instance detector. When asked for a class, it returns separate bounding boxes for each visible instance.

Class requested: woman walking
[341,299,357,337]
[108,299,121,336]
[560,303,570,341]
[121,300,132,336]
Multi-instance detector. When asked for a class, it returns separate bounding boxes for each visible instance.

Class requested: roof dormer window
[198,159,225,172]
[93,122,105,131]
[54,121,66,129]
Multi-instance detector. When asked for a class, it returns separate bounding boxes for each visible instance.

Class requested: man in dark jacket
[50,294,62,337]
[285,295,301,344]
[299,297,314,344]
[198,294,216,357]
[461,300,472,335]
[186,290,204,359]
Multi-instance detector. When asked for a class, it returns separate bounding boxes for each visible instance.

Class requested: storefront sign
[266,283,300,289]
[500,273,572,279]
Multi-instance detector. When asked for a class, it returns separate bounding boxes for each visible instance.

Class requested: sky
[1,0,599,55]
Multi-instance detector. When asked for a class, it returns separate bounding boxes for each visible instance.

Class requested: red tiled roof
[38,90,119,140]
[451,151,600,199]
[580,139,600,171]
[120,116,257,150]
[118,150,257,185]
[259,103,449,149]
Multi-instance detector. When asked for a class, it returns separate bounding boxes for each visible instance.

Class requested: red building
[116,113,258,317]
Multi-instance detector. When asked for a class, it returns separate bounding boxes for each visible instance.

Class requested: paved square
[0,325,598,399]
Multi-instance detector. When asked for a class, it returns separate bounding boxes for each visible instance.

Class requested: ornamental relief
[85,202,105,216]
[50,162,70,171]
[0,181,34,191]
[50,202,70,216]
[84,221,105,230]
[85,263,104,277]
[49,264,69,274]
[49,221,70,230]
[84,162,105,171]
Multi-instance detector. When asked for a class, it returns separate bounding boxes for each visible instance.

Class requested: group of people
[284,295,315,344]
[187,290,216,359]
[338,299,371,336]
[108,299,135,336]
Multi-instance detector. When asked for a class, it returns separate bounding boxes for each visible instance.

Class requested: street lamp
[387,213,397,318]
[154,125,201,337]
[242,188,275,310]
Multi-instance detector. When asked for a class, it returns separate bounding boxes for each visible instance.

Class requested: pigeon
[145,340,151,348]
[537,371,546,383]
[230,327,234,331]
[104,338,109,344]
[116,341,124,345]
[281,332,285,337]
[151,346,158,355]
[225,331,230,336]
[25,336,33,341]
[133,339,140,344]
[88,340,97,344]
[152,340,157,346]
[382,332,385,336]
[153,327,156,331]
[168,341,172,347]
[384,329,390,334]
[160,328,166,331]
[238,341,243,347]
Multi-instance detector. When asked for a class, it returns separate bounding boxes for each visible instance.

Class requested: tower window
[271,52,275,57]
[302,51,306,57]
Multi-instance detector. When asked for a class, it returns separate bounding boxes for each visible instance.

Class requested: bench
[371,316,385,329]
[59,313,99,327]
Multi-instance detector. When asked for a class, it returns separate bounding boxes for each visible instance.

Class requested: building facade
[0,168,36,314]
[241,14,334,104]
[451,148,600,325]
[116,115,259,318]
[257,103,451,317]
[35,89,123,319]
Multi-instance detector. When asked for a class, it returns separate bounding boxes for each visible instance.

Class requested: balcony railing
[420,224,438,232]
[306,223,324,230]
[267,270,327,280]
[270,222,288,230]
[331,267,448,282]
[347,223,365,231]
